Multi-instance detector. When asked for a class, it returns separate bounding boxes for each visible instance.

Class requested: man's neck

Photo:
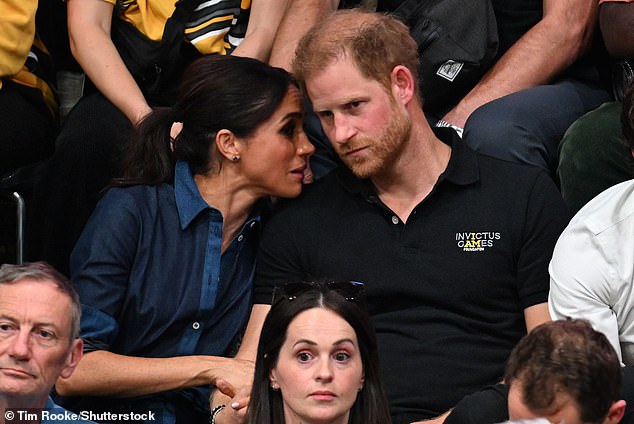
[372,122,451,223]
[1,394,48,423]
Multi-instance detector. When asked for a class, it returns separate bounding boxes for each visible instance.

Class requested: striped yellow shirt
[0,0,56,114]
[104,0,252,55]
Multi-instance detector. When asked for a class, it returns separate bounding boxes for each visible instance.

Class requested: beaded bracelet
[210,404,226,424]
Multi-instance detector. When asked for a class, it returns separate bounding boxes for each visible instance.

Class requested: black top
[444,384,509,424]
[375,0,540,54]
[489,0,541,55]
[254,128,569,423]
[370,0,603,84]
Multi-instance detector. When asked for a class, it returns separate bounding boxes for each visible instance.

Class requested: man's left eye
[37,330,53,339]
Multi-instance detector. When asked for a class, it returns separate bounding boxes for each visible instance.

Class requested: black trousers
[26,92,131,275]
[0,80,57,175]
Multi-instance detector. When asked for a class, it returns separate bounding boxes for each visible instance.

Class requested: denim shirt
[43,396,96,423]
[65,162,261,422]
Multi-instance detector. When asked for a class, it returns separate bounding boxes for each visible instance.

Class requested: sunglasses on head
[273,280,365,303]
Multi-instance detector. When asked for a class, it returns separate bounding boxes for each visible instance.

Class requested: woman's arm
[268,0,339,70]
[232,0,290,62]
[67,0,151,124]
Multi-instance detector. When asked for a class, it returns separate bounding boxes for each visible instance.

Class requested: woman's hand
[210,379,251,424]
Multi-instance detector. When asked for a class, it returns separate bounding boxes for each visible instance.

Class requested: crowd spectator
[549,79,634,366]
[245,281,391,424]
[0,262,94,424]
[443,319,629,424]
[262,0,611,179]
[213,9,569,424]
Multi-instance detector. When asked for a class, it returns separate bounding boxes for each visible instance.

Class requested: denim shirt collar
[46,396,55,409]
[174,161,266,230]
[174,161,212,230]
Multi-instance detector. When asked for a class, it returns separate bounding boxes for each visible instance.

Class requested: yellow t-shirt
[0,0,36,77]
[0,0,56,114]
[104,0,252,55]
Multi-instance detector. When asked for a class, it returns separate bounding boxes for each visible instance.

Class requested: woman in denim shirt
[54,55,315,423]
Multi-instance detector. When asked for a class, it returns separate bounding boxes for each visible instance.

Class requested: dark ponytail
[113,55,297,186]
[112,107,176,186]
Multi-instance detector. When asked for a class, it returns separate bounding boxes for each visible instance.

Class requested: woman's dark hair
[113,55,297,186]
[246,282,392,424]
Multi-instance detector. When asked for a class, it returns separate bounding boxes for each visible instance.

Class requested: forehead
[305,57,383,110]
[256,86,304,127]
[0,279,72,331]
[275,86,304,115]
[285,308,357,344]
[508,381,584,424]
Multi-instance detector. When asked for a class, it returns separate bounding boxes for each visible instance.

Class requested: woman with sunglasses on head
[243,281,392,424]
[54,54,315,423]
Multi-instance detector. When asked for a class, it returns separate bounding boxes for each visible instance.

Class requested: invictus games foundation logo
[456,231,501,252]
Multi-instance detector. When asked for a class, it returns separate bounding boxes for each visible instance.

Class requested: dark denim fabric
[66,162,261,423]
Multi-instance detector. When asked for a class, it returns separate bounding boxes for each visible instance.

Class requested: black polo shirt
[254,128,569,423]
[444,384,509,424]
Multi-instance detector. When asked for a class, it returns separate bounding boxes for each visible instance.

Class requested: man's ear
[390,65,415,105]
[59,338,84,379]
[604,400,626,424]
[215,129,242,162]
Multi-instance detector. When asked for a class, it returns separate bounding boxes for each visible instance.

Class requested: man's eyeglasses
[273,280,365,303]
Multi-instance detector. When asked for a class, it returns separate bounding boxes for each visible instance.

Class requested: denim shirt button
[192,322,200,330]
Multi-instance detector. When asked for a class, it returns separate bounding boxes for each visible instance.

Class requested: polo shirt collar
[336,126,480,196]
[436,127,480,186]
[174,161,211,229]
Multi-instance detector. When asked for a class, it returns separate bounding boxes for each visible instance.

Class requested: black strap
[156,0,200,69]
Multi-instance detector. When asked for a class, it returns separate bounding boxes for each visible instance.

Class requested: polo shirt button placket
[391,216,399,225]
[237,234,244,242]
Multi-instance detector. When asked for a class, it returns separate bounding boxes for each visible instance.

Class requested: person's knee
[463,102,549,169]
[462,103,501,153]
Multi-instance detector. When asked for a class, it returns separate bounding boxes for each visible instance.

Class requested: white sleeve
[548,219,622,362]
